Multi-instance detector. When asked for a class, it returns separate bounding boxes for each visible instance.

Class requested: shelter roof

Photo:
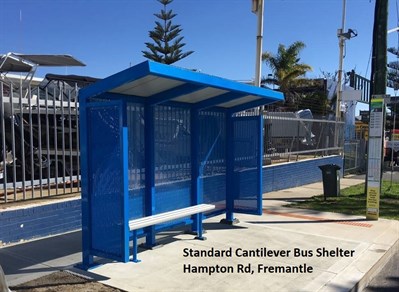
[80,61,284,112]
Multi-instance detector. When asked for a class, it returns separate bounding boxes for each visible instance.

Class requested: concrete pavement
[1,174,398,291]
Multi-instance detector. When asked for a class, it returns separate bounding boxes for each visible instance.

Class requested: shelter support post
[121,105,130,262]
[144,104,156,247]
[79,96,94,269]
[191,108,201,235]
[222,113,239,225]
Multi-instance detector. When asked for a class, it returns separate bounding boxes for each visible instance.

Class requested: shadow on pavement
[0,231,81,276]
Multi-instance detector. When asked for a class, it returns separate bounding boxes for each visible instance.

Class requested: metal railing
[1,81,346,204]
[263,112,344,165]
[0,82,80,203]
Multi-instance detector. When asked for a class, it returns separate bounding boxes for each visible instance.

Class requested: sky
[0,0,398,102]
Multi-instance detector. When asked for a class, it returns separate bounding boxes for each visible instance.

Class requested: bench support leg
[194,213,206,240]
[132,230,141,263]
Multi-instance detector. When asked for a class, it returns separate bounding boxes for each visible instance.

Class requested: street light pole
[253,0,264,87]
[334,0,347,149]
[336,0,347,121]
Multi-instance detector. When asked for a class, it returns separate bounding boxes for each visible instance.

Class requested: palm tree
[262,41,312,103]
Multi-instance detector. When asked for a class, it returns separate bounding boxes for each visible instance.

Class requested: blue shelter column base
[220,217,240,225]
[144,226,156,248]
[76,252,104,271]
[194,236,207,241]
[79,254,94,270]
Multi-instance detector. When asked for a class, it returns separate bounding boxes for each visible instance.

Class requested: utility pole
[366,0,389,220]
[370,0,388,97]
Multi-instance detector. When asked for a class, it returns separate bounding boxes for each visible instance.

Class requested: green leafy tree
[262,41,312,104]
[142,0,193,64]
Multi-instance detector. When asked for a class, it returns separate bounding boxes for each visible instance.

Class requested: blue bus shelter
[79,61,283,268]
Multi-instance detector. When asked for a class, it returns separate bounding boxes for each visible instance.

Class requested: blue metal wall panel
[87,102,127,261]
[232,116,262,215]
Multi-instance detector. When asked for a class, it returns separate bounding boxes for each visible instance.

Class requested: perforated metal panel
[87,101,128,261]
[154,106,191,214]
[232,115,262,215]
[199,111,226,211]
[127,103,146,220]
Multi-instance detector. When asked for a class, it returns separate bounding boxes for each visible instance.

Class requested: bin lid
[79,61,284,112]
[318,164,341,171]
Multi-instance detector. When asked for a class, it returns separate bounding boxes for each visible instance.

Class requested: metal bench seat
[128,204,215,230]
[128,203,215,262]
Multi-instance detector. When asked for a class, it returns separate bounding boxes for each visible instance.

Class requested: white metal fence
[0,81,80,203]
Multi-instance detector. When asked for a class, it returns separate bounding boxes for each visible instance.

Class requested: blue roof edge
[79,61,151,100]
[80,60,284,103]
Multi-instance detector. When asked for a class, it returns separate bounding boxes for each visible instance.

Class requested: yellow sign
[366,186,380,220]
[355,122,368,131]
[355,122,369,140]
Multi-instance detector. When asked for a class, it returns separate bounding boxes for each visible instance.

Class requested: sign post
[366,95,386,220]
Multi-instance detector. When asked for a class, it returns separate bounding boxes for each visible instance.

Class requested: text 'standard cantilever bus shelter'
[79,61,283,268]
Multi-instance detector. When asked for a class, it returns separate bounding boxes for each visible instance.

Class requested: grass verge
[287,180,399,220]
